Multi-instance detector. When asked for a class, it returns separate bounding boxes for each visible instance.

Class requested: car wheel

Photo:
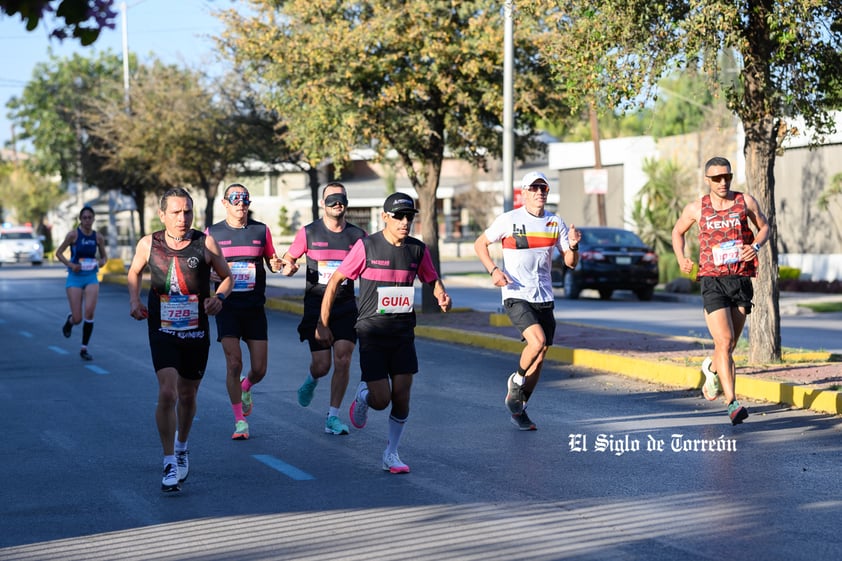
[598,289,613,300]
[564,272,581,300]
[635,286,654,301]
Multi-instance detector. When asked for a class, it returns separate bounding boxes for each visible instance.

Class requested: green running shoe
[231,419,249,440]
[241,376,253,417]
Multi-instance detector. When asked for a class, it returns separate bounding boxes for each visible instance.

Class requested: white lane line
[253,454,315,481]
[85,365,109,375]
[48,346,69,354]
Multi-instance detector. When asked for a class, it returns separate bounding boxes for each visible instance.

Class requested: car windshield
[1,232,35,240]
[583,230,644,247]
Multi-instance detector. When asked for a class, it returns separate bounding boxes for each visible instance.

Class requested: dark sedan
[552,227,659,300]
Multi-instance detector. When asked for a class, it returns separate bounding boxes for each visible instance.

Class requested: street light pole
[121,1,130,113]
[502,0,514,211]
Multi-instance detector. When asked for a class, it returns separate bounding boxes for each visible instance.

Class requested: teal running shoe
[297,375,318,407]
[325,415,349,435]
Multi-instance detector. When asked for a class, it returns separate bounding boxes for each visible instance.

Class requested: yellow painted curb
[266,298,304,315]
[414,324,842,417]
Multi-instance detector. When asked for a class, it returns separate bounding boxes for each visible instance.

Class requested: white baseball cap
[521,171,550,188]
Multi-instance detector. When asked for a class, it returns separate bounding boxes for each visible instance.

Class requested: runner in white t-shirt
[474,171,581,430]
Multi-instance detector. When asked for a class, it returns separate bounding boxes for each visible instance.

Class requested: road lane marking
[48,346,69,354]
[253,454,315,480]
[85,365,109,375]
[20,330,33,338]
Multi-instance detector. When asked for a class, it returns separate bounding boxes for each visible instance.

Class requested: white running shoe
[505,372,525,414]
[701,357,722,401]
[349,382,369,429]
[161,463,180,492]
[382,450,410,474]
[176,449,189,483]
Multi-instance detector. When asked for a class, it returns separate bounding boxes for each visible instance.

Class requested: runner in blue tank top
[55,205,108,361]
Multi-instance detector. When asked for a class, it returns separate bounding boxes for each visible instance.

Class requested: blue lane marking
[48,346,69,355]
[20,331,33,338]
[253,454,315,481]
[85,365,109,375]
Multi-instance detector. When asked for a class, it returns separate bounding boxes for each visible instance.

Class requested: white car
[0,226,45,266]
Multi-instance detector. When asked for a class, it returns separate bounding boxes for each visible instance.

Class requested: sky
[0,0,239,150]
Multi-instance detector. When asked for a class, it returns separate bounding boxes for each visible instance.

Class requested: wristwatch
[215,293,226,302]
[752,243,761,252]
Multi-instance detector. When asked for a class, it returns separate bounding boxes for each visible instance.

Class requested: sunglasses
[226,192,251,206]
[324,193,348,208]
[525,183,549,193]
[389,212,415,223]
[705,173,733,183]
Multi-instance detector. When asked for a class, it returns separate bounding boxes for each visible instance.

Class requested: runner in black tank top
[127,188,233,492]
[206,183,285,441]
[314,193,451,473]
[281,182,366,436]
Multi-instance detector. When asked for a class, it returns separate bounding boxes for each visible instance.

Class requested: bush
[779,279,842,293]
[778,266,801,280]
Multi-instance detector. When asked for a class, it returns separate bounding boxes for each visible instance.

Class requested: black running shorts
[700,276,753,314]
[504,298,556,346]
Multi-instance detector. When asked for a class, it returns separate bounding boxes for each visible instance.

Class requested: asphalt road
[1,265,841,560]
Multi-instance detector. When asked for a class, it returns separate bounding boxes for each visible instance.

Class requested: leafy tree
[0,160,64,249]
[218,0,570,311]
[649,71,732,139]
[632,157,696,283]
[530,0,842,363]
[6,50,124,190]
[88,61,291,233]
[1,0,117,45]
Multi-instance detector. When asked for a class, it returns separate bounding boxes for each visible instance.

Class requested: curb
[419,320,842,418]
[103,274,842,417]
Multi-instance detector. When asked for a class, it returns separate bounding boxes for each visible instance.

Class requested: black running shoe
[511,410,537,431]
[80,349,93,361]
[62,315,72,338]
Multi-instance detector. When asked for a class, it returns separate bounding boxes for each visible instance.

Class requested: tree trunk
[133,191,146,237]
[201,174,222,230]
[308,167,320,223]
[743,117,781,363]
[417,161,443,313]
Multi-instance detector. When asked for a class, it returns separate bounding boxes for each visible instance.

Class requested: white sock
[386,415,407,455]
[163,455,176,467]
[513,374,525,386]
